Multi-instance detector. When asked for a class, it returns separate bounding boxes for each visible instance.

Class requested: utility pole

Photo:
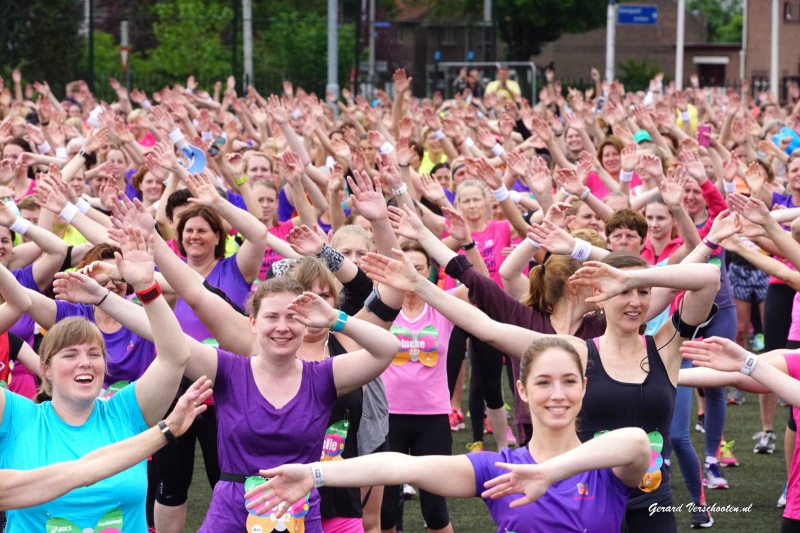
[770,0,779,97]
[675,0,685,89]
[605,0,615,82]
[327,0,339,99]
[243,0,253,88]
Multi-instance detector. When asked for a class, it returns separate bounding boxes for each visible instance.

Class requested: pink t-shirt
[789,293,800,342]
[382,299,454,415]
[258,219,293,281]
[444,219,512,289]
[585,171,641,200]
[783,352,800,519]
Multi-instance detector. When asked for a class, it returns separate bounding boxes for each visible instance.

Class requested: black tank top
[579,336,676,509]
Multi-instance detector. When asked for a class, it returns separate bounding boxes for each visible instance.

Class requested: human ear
[515,379,528,403]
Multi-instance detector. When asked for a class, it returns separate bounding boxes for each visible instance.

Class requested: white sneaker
[753,431,776,454]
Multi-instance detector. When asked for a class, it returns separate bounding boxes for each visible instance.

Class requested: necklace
[296,333,330,362]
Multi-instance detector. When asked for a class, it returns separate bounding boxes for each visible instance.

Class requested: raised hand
[418,173,447,206]
[279,151,304,186]
[678,150,707,182]
[542,200,574,228]
[706,210,742,244]
[164,376,213,438]
[185,172,221,207]
[506,150,528,177]
[568,261,630,303]
[743,161,767,192]
[33,173,70,214]
[659,167,686,207]
[620,142,638,173]
[722,153,739,184]
[110,194,156,237]
[387,204,422,241]
[115,227,156,291]
[78,260,123,286]
[83,128,110,154]
[525,156,553,197]
[481,462,553,508]
[287,291,338,328]
[528,220,575,256]
[393,68,412,94]
[287,225,325,256]
[727,192,771,226]
[556,169,584,197]
[442,206,471,244]
[680,336,752,373]
[472,158,502,189]
[53,271,107,305]
[266,94,288,125]
[347,170,387,222]
[361,249,419,293]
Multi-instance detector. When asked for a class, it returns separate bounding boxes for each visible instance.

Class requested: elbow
[627,428,652,469]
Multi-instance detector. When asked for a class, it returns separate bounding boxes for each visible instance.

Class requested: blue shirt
[0,383,148,532]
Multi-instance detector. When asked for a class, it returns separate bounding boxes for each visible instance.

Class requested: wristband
[433,130,446,141]
[9,217,31,235]
[570,239,592,261]
[201,131,213,142]
[702,237,719,252]
[364,287,401,322]
[680,111,691,121]
[476,111,485,120]
[185,88,194,94]
[291,109,302,120]
[740,353,758,376]
[620,170,634,183]
[157,420,177,444]
[462,137,475,149]
[168,128,185,145]
[379,142,395,155]
[316,244,345,273]
[75,198,91,214]
[526,237,541,248]
[461,241,477,251]
[398,163,410,168]
[135,282,162,305]
[78,149,87,158]
[723,180,736,193]
[234,175,249,186]
[96,289,111,307]
[55,147,68,159]
[509,190,522,204]
[59,203,80,224]
[392,183,408,196]
[37,141,52,154]
[491,144,505,157]
[309,462,325,488]
[330,309,348,332]
[560,186,573,198]
[578,187,590,201]
[141,100,152,109]
[492,184,510,203]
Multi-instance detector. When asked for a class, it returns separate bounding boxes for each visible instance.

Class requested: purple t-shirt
[773,192,798,209]
[468,446,630,533]
[199,350,337,532]
[55,301,156,388]
[174,255,250,343]
[278,186,294,222]
[10,265,37,346]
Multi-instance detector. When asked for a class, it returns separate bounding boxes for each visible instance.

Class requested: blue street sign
[617,4,659,25]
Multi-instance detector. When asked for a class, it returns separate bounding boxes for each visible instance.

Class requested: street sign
[617,5,659,25]
[120,46,129,72]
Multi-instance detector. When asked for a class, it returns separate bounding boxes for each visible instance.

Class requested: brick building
[744,0,800,98]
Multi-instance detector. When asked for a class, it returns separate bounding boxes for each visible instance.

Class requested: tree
[687,0,742,43]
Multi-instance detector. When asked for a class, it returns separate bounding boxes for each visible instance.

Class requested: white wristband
[620,170,634,183]
[509,190,521,204]
[723,180,736,193]
[9,217,31,235]
[37,141,52,154]
[75,198,91,214]
[433,129,446,141]
[570,239,592,261]
[291,109,302,121]
[560,186,573,197]
[141,100,152,109]
[309,462,325,488]
[379,142,395,155]
[462,137,475,149]
[578,187,590,201]
[491,144,505,157]
[492,185,510,203]
[740,353,758,376]
[476,111,485,119]
[59,203,80,224]
[201,131,213,142]
[392,183,408,196]
[55,147,68,159]
[168,128,185,145]
[680,111,691,121]
[526,237,541,248]
[185,88,194,94]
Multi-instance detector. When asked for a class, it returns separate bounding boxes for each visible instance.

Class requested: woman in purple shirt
[244,337,651,533]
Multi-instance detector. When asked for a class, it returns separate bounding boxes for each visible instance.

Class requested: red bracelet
[135,282,162,305]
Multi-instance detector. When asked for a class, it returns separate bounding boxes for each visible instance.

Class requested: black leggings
[782,517,800,533]
[468,337,506,441]
[621,506,677,532]
[150,404,220,506]
[765,284,796,352]
[447,325,468,398]
[380,414,451,530]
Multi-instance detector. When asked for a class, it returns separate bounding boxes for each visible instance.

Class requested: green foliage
[0,0,84,95]
[256,15,356,94]
[687,0,743,42]
[618,56,662,91]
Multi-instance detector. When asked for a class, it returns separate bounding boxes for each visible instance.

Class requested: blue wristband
[330,309,348,332]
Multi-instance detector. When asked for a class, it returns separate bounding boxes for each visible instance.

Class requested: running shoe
[727,388,745,405]
[449,409,465,431]
[778,483,788,508]
[506,426,518,447]
[690,502,714,528]
[718,440,739,467]
[703,462,729,489]
[402,484,416,500]
[484,416,493,434]
[752,333,765,352]
[753,431,776,454]
[695,412,705,433]
[466,441,485,452]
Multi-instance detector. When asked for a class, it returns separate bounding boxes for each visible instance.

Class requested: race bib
[44,507,123,533]
[244,475,308,533]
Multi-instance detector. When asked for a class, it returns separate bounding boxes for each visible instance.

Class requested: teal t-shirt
[0,383,148,532]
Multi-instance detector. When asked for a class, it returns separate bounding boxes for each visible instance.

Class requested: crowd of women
[1,66,800,532]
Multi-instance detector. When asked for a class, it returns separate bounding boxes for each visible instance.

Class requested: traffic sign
[120,46,129,72]
[617,5,659,25]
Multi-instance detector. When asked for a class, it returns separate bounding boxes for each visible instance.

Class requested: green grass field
[184,387,790,532]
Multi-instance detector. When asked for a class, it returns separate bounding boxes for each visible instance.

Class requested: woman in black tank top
[362,249,720,533]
